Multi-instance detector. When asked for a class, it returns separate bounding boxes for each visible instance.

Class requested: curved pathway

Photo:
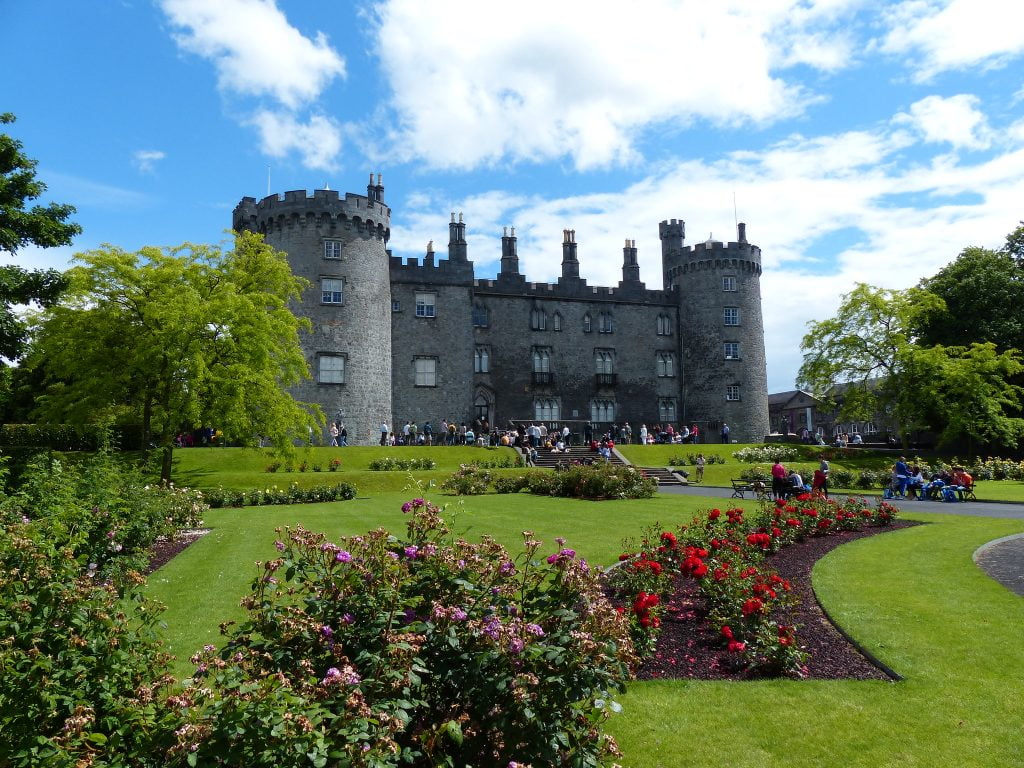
[658,484,1024,595]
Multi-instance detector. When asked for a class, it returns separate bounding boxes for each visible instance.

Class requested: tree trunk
[161,443,174,485]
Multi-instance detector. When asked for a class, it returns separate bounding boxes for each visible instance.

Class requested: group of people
[889,458,973,501]
[376,418,495,447]
[770,458,831,500]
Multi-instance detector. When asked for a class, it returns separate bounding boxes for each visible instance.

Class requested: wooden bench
[731,479,767,499]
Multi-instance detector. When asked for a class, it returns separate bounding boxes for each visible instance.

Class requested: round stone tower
[660,219,769,443]
[232,176,392,444]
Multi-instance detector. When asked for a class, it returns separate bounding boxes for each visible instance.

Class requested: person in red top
[771,460,788,500]
[812,468,828,497]
[952,467,973,499]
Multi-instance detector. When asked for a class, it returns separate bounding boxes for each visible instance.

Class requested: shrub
[264,461,281,473]
[493,473,538,494]
[829,468,855,488]
[732,445,799,463]
[440,465,492,495]
[328,457,341,471]
[0,524,179,767]
[172,500,633,766]
[669,453,726,466]
[0,451,206,578]
[204,482,357,508]
[369,456,437,471]
[613,493,897,677]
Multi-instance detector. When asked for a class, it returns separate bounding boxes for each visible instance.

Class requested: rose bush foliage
[170,499,634,767]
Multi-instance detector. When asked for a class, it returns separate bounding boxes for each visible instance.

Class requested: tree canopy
[0,113,81,256]
[915,245,1024,352]
[799,282,1024,451]
[0,114,78,362]
[29,232,321,481]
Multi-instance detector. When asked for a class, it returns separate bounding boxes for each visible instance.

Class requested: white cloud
[159,0,347,169]
[369,0,860,170]
[893,94,993,149]
[390,105,1024,391]
[132,149,166,173]
[160,0,345,109]
[248,111,342,171]
[879,0,1024,81]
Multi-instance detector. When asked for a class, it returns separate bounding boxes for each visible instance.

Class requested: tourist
[329,422,339,447]
[771,459,788,500]
[695,453,705,483]
[721,422,730,443]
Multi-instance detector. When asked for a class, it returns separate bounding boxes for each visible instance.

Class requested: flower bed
[606,493,898,677]
[204,481,357,508]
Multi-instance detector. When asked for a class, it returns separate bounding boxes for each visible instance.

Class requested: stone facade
[233,176,770,444]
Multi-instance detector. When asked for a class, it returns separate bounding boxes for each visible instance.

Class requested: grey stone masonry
[233,178,770,444]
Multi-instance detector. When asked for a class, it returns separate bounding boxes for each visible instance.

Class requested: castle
[232,174,769,444]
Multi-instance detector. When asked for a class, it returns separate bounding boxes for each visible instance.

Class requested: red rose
[709,509,721,520]
[742,598,764,616]
[728,640,746,653]
[721,625,734,640]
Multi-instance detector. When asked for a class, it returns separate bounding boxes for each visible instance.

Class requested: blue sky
[4,0,1024,392]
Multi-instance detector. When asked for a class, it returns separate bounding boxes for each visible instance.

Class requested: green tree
[30,231,321,482]
[909,343,1024,453]
[0,113,79,361]
[797,283,945,444]
[916,245,1024,351]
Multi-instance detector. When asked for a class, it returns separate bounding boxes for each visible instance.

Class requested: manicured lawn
[146,489,1024,766]
[617,444,1024,503]
[170,445,524,493]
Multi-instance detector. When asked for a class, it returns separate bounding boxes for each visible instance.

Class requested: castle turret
[448,212,468,262]
[500,226,519,275]
[621,239,640,283]
[561,229,579,280]
[232,182,392,444]
[661,218,768,443]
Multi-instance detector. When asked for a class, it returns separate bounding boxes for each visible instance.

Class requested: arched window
[530,308,547,331]
[552,312,562,331]
[534,398,560,421]
[590,399,616,423]
[598,311,614,333]
[656,352,674,377]
[583,313,592,333]
[532,347,550,372]
[474,346,489,373]
[594,350,614,374]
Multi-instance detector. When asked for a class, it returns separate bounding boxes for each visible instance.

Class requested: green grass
[170,445,524,493]
[146,490,1024,766]
[607,512,1024,767]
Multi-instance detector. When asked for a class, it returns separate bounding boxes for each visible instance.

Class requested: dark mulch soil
[144,529,210,575]
[636,521,915,681]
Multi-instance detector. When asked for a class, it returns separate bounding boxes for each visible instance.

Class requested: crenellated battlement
[233,188,391,242]
[471,276,674,305]
[388,253,475,285]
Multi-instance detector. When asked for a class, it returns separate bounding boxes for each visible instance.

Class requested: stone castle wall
[233,184,770,444]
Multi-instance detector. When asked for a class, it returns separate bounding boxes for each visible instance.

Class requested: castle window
[530,308,547,331]
[472,304,489,327]
[590,399,616,423]
[392,299,402,312]
[595,350,614,374]
[323,240,342,260]
[724,307,740,326]
[415,293,436,318]
[415,356,437,387]
[723,275,737,292]
[317,354,345,384]
[321,278,344,305]
[534,398,561,422]
[598,311,614,333]
[474,346,490,373]
[656,352,675,378]
[724,342,740,359]
[657,314,673,335]
[532,347,551,373]
[658,398,676,422]
[583,313,592,333]
[552,312,562,332]
[726,385,741,401]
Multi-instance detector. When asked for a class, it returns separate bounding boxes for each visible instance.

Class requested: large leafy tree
[797,283,945,443]
[915,245,1024,351]
[30,232,321,481]
[909,343,1024,453]
[0,113,80,361]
